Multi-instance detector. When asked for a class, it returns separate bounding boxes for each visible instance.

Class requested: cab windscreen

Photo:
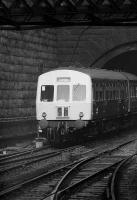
[57,85,70,102]
[41,85,54,101]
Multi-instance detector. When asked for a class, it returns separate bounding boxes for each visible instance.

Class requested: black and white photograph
[0,0,137,199]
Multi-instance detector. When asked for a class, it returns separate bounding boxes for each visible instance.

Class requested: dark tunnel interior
[104,50,137,75]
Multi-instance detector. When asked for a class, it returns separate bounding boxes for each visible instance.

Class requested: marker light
[42,112,47,118]
[79,112,84,119]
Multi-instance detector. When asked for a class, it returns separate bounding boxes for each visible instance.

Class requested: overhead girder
[0,0,136,30]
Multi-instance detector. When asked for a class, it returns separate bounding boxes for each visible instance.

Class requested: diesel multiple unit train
[36,67,137,145]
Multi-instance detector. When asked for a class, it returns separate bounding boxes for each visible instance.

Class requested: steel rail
[51,158,126,199]
[0,158,85,197]
[0,138,136,198]
[43,139,136,200]
[110,153,137,200]
[52,160,123,200]
[0,151,61,174]
[0,145,50,163]
[0,143,85,164]
[0,144,88,173]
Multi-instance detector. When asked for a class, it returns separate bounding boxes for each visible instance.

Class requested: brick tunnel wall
[0,29,57,138]
[56,26,111,67]
[56,26,137,68]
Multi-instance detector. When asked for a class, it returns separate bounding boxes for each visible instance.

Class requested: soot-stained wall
[0,29,57,120]
[56,26,137,68]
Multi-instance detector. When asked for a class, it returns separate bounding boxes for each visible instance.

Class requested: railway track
[46,154,127,199]
[0,144,92,172]
[0,145,52,163]
[108,154,137,200]
[0,151,61,173]
[0,144,97,191]
[0,137,136,200]
[0,126,136,169]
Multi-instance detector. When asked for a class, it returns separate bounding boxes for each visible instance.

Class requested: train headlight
[42,112,47,118]
[79,112,84,119]
[38,125,42,133]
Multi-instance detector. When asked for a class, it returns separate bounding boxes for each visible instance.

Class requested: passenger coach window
[73,84,86,101]
[57,85,70,101]
[41,85,54,101]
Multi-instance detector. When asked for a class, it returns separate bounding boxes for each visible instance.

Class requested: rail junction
[0,130,137,200]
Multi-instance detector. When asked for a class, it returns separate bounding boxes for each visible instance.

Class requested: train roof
[89,68,137,81]
[40,66,137,81]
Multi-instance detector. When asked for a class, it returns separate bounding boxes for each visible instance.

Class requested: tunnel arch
[91,41,137,73]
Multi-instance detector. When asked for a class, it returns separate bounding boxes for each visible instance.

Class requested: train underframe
[38,113,137,146]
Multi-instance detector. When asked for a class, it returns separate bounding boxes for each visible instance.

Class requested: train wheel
[52,128,63,146]
[50,129,56,142]
[60,127,67,143]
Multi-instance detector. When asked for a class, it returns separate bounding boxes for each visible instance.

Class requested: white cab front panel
[36,69,93,120]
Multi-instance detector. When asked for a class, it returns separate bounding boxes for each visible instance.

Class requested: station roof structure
[0,0,137,30]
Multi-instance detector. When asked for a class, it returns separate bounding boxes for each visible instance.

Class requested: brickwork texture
[0,29,57,119]
[57,26,137,68]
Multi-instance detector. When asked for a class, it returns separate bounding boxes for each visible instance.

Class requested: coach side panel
[129,80,137,113]
[92,79,129,120]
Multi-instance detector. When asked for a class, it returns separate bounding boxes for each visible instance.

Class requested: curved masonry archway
[91,41,137,69]
[57,27,137,69]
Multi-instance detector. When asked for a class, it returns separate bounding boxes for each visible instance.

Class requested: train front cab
[36,69,92,144]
